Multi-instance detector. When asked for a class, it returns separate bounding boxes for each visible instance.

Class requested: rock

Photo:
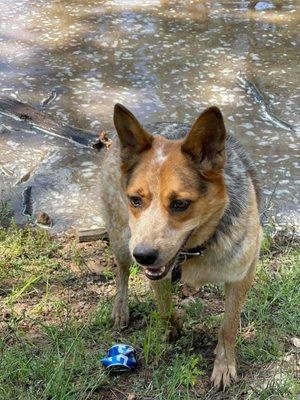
[2,307,10,320]
[291,337,300,348]
[86,259,104,275]
[254,2,275,11]
[36,211,52,226]
[0,126,9,134]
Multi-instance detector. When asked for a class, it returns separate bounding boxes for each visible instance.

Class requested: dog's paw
[210,357,237,390]
[165,322,181,342]
[112,297,129,329]
[164,314,182,342]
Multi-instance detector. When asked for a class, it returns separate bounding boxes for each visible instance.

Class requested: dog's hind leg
[150,279,181,341]
[211,261,257,389]
[109,231,132,329]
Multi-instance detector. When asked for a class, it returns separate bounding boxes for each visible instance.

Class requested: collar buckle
[171,245,206,284]
[179,246,206,258]
[180,250,203,257]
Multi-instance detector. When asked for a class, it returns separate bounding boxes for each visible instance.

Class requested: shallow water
[0,0,299,231]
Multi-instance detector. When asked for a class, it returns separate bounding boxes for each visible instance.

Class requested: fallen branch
[237,72,298,133]
[77,227,108,243]
[0,96,106,149]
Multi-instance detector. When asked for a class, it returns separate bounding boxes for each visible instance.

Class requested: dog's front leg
[211,264,256,389]
[111,244,131,329]
[150,279,181,341]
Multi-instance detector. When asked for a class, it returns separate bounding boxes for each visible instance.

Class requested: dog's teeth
[145,266,166,276]
[146,269,159,275]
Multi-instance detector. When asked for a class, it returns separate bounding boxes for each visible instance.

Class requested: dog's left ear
[181,106,226,170]
[114,103,153,152]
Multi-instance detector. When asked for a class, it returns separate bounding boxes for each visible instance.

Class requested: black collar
[171,245,206,284]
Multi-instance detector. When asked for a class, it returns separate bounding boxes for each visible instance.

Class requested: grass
[0,214,299,399]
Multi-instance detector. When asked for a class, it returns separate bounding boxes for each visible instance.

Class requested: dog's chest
[180,253,249,286]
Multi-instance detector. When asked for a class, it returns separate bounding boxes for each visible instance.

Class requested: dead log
[0,96,105,149]
[77,227,108,243]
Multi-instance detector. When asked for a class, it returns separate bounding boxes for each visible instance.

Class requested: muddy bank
[0,107,106,232]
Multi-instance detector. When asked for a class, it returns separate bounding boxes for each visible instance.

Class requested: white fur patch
[154,146,167,165]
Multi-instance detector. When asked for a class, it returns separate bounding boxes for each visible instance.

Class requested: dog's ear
[181,106,226,170]
[114,103,153,152]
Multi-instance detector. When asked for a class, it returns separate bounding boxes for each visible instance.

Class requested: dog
[100,104,262,389]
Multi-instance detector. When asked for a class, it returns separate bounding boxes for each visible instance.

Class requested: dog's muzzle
[144,245,206,282]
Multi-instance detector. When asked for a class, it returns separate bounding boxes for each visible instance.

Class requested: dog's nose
[133,244,158,266]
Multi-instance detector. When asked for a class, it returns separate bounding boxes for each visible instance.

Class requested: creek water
[0,0,299,231]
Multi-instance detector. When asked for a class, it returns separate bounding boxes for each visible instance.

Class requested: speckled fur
[100,109,262,389]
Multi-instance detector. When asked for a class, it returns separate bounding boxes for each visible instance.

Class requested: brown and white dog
[100,104,262,389]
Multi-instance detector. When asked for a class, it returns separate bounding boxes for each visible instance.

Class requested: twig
[40,89,58,108]
[260,180,279,226]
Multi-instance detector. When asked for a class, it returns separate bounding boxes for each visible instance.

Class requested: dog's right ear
[181,106,226,171]
[113,104,153,152]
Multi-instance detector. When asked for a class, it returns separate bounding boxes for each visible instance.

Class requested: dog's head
[114,104,228,280]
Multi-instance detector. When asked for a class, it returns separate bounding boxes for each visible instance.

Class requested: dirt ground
[0,217,299,399]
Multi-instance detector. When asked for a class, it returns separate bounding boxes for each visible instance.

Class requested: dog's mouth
[144,255,177,281]
[138,230,196,281]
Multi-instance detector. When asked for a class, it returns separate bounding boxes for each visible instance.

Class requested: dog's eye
[128,196,143,208]
[169,199,191,213]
